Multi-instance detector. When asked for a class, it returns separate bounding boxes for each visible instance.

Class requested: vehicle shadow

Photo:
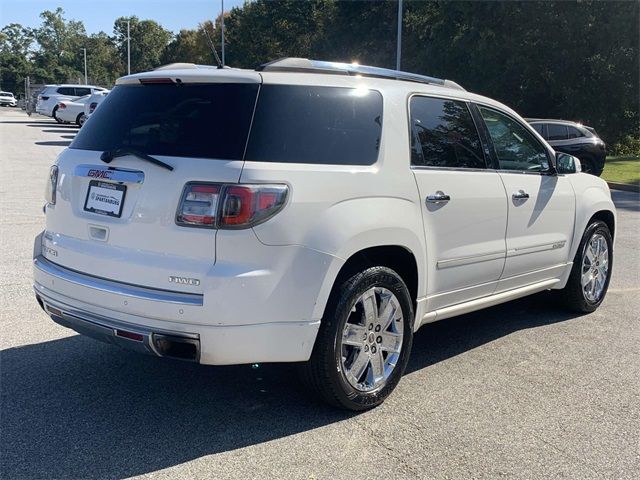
[35,141,72,147]
[1,293,580,479]
[611,190,640,212]
[42,129,78,134]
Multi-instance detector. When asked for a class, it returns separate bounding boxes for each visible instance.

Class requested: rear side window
[409,96,486,169]
[567,126,585,139]
[531,123,544,136]
[75,87,91,96]
[57,87,75,95]
[245,85,382,165]
[547,124,568,140]
[71,83,259,160]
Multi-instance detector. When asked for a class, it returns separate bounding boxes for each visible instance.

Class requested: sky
[0,0,247,34]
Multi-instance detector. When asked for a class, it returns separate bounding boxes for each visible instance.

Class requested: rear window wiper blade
[100,148,174,171]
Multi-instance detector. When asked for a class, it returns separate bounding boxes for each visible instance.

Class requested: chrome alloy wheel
[339,287,404,392]
[581,233,609,303]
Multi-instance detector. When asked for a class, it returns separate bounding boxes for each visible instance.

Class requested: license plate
[84,180,126,218]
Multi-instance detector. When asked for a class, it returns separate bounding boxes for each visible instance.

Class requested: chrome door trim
[74,164,145,184]
[437,251,505,269]
[506,240,566,257]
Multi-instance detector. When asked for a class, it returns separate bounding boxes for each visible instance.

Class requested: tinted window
[245,85,382,165]
[71,83,259,160]
[547,124,568,140]
[57,87,75,95]
[479,107,549,172]
[567,126,584,139]
[75,87,91,96]
[410,96,485,169]
[531,123,544,136]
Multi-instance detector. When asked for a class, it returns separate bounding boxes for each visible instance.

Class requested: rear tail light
[58,103,66,109]
[176,183,288,229]
[89,102,98,113]
[45,165,58,205]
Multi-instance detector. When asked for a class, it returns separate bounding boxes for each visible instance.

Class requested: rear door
[476,106,575,292]
[410,96,508,311]
[43,75,261,292]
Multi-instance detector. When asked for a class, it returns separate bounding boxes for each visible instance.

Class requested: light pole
[127,20,131,75]
[221,0,225,66]
[396,0,403,70]
[83,48,88,84]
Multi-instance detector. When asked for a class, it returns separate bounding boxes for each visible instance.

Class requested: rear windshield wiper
[100,148,174,171]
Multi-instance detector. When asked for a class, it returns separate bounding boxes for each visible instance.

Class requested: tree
[0,23,34,92]
[114,16,172,73]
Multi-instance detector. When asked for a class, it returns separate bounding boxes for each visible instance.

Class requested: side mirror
[556,152,581,174]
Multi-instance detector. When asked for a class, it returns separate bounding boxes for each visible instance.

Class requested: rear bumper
[33,232,325,365]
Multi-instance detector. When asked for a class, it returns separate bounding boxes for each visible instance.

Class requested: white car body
[0,91,17,107]
[33,60,615,407]
[55,95,91,125]
[36,84,107,118]
[83,91,110,120]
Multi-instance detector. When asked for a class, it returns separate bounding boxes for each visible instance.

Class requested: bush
[611,135,640,157]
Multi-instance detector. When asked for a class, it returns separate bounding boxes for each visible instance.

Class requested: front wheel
[557,220,613,312]
[300,266,414,411]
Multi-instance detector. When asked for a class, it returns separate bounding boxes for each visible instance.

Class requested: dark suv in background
[526,119,606,176]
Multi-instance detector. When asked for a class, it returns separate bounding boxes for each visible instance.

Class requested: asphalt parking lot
[1,107,638,479]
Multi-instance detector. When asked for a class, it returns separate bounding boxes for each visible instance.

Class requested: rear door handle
[512,190,530,200]
[426,191,451,204]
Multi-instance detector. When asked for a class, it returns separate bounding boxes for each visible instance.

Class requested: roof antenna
[200,23,223,69]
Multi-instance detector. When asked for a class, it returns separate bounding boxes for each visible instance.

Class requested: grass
[602,155,640,186]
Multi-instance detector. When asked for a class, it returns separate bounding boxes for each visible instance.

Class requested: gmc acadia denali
[33,59,615,410]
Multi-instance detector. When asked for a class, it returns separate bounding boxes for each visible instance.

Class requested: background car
[83,90,110,122]
[527,118,607,176]
[36,84,108,122]
[0,91,17,107]
[55,95,92,126]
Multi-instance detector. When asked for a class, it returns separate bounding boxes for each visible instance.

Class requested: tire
[300,266,414,411]
[557,220,613,313]
[53,106,63,124]
[76,113,86,126]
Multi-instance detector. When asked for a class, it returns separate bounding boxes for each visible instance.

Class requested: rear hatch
[43,70,261,292]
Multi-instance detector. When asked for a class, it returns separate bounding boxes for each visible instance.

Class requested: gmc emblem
[87,169,112,179]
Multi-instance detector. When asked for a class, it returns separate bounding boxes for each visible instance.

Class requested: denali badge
[168,276,200,286]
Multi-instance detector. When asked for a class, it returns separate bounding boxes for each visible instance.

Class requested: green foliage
[0,1,637,145]
[611,135,640,157]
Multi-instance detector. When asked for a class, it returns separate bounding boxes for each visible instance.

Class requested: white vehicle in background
[0,91,17,107]
[55,95,92,126]
[34,59,616,411]
[83,91,110,122]
[36,84,108,121]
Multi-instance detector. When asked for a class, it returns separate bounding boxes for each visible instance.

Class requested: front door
[410,96,508,311]
[476,106,575,292]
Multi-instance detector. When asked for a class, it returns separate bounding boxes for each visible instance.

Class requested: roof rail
[256,58,465,91]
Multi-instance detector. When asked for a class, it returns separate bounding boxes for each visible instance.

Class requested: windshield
[71,83,259,160]
[0,92,14,97]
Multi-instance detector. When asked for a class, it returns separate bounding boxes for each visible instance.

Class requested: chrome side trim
[34,255,203,306]
[437,251,505,269]
[507,241,566,257]
[74,164,145,184]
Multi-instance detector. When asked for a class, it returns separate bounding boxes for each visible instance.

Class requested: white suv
[36,84,108,121]
[33,59,616,410]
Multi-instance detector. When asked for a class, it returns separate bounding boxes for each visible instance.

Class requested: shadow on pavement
[1,294,581,479]
[35,141,72,147]
[42,129,78,134]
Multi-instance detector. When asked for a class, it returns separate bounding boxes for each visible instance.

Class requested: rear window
[71,83,259,160]
[245,85,383,165]
[57,87,75,95]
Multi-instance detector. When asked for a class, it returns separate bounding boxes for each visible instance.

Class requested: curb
[606,181,640,193]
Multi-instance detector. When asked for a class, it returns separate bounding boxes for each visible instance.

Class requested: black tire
[53,106,63,123]
[557,220,613,313]
[300,266,414,411]
[76,113,86,126]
